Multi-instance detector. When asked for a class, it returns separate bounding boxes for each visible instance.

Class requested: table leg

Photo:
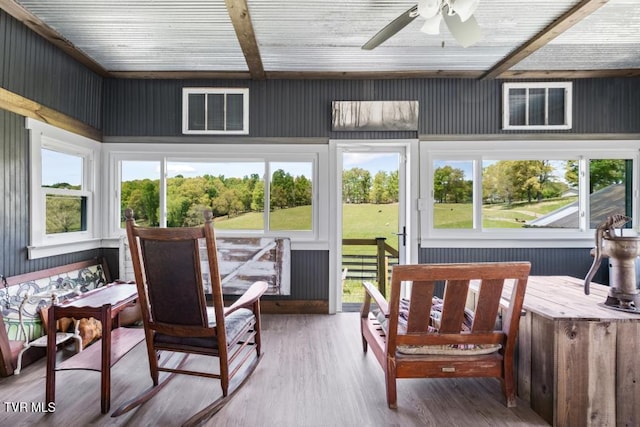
[100,304,112,414]
[45,305,56,407]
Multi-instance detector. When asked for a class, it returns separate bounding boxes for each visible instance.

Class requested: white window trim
[102,143,329,250]
[502,82,572,130]
[182,87,249,135]
[27,118,102,259]
[419,139,640,248]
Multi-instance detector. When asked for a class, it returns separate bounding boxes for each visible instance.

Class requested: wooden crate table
[45,283,144,414]
[469,276,640,426]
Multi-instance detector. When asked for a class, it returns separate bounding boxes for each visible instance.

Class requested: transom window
[503,82,572,130]
[182,88,249,134]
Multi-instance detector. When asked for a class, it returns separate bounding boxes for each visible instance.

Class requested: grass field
[435,197,577,228]
[210,199,575,303]
[213,205,312,231]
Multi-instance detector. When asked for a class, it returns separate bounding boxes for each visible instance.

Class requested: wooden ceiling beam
[481,0,610,80]
[499,69,640,79]
[225,0,266,80]
[108,69,640,80]
[0,87,102,141]
[0,0,109,77]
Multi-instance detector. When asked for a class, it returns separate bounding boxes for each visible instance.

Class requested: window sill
[28,239,104,259]
[420,236,595,249]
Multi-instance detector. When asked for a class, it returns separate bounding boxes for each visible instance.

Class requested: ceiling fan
[362,0,482,50]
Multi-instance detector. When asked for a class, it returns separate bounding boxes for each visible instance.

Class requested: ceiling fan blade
[442,6,482,47]
[362,5,419,50]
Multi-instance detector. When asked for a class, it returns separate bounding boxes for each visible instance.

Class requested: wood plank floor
[0,313,550,426]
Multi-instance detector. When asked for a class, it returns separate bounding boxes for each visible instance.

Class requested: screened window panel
[188,94,206,131]
[508,89,526,126]
[528,88,546,126]
[207,94,225,131]
[548,88,566,126]
[226,94,244,131]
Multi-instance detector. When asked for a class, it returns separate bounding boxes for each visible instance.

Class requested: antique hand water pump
[584,214,640,313]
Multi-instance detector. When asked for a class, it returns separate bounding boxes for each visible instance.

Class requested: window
[107,145,324,242]
[120,160,161,227]
[42,149,88,234]
[269,162,313,231]
[503,82,572,130]
[182,88,249,134]
[27,119,100,259]
[420,140,639,247]
[165,161,265,230]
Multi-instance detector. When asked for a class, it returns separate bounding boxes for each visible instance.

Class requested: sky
[121,161,313,181]
[343,152,400,174]
[41,150,401,185]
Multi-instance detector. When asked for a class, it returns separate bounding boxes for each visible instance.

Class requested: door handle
[394,226,406,246]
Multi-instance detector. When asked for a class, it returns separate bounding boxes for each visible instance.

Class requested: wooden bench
[0,259,117,376]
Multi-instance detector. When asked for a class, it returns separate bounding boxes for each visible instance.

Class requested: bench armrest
[362,281,389,317]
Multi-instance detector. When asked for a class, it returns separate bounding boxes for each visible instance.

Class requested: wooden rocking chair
[113,209,268,425]
[360,262,530,409]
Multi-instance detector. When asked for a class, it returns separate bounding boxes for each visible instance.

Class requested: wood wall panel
[0,11,103,129]
[103,78,640,138]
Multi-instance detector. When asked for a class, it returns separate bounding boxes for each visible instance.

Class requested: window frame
[502,82,573,130]
[182,87,249,135]
[104,143,328,248]
[419,139,640,248]
[27,118,101,259]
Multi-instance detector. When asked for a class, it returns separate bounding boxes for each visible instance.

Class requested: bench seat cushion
[374,297,501,356]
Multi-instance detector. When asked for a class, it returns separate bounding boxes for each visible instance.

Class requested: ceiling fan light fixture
[417,0,441,19]
[450,0,479,22]
[420,13,442,35]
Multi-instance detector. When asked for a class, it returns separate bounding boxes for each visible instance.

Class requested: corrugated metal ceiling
[16,0,247,71]
[10,0,640,77]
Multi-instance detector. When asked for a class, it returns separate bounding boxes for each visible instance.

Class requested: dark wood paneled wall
[0,11,103,129]
[0,10,103,277]
[103,78,640,137]
[419,247,608,285]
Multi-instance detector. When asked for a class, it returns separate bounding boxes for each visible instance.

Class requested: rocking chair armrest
[363,281,389,317]
[225,281,269,316]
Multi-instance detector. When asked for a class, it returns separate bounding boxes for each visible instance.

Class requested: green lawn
[214,205,312,230]
[209,199,576,303]
[435,197,578,229]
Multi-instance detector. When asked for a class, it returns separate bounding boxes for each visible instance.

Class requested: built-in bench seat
[0,259,113,376]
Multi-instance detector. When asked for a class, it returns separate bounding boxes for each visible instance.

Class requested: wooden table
[45,283,144,414]
[475,276,640,427]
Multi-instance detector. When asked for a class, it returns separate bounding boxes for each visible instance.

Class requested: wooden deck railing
[342,237,399,297]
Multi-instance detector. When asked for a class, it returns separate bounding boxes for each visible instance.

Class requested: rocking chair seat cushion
[154,307,255,350]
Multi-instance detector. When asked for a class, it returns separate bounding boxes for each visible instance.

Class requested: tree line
[342,168,399,204]
[47,166,398,233]
[120,170,312,227]
[434,160,627,205]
